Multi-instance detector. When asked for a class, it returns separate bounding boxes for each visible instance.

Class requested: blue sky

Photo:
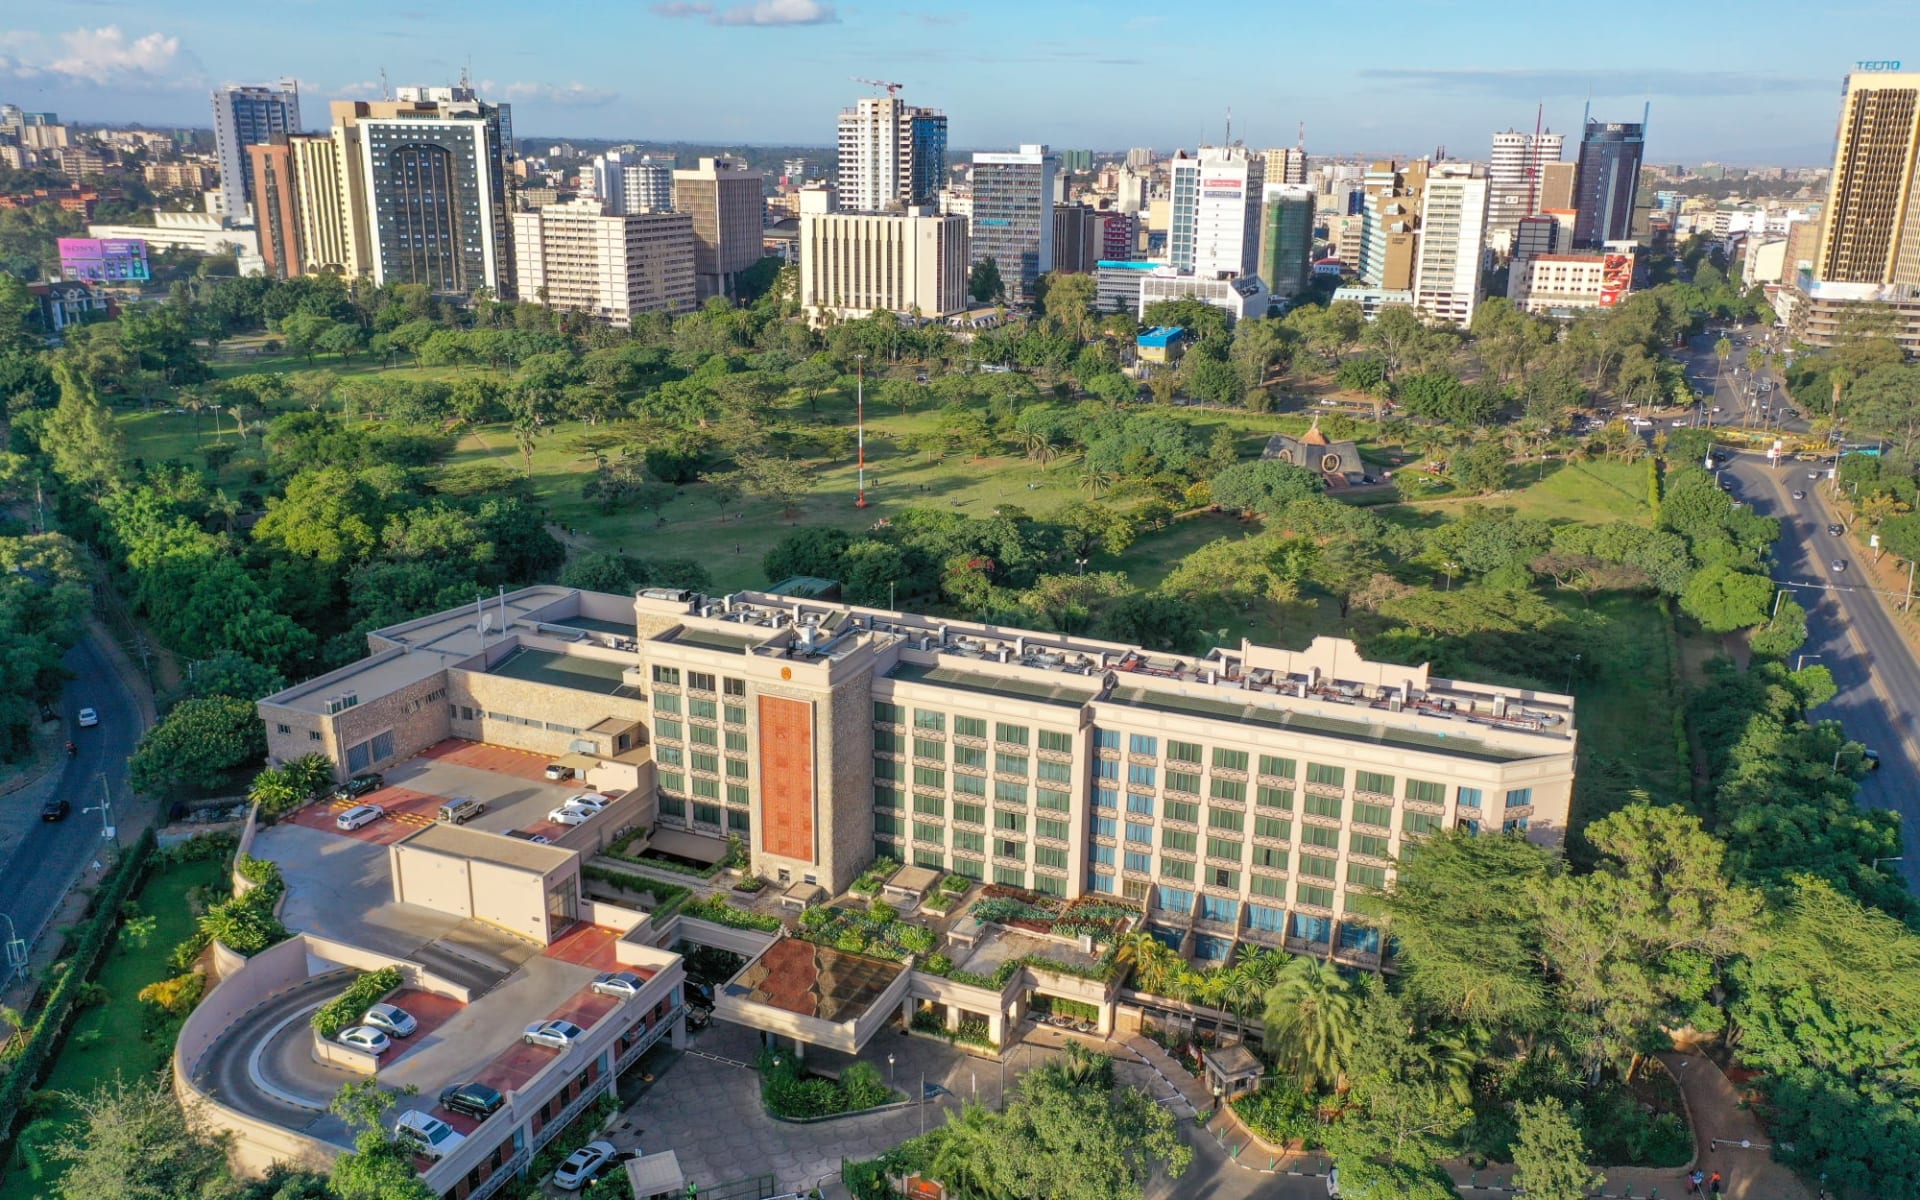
[1,1,1913,163]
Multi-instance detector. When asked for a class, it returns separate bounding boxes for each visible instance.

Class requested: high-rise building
[1126,147,1155,169]
[1813,69,1920,286]
[797,201,970,324]
[970,145,1057,305]
[1100,212,1139,260]
[836,96,948,212]
[1572,108,1647,249]
[246,140,301,277]
[1058,149,1094,173]
[590,151,675,215]
[1412,163,1489,327]
[1116,165,1151,214]
[356,86,516,296]
[211,82,301,220]
[673,156,766,300]
[1168,145,1266,279]
[1258,184,1315,300]
[287,133,352,274]
[1538,162,1577,212]
[1053,203,1101,273]
[1487,128,1564,251]
[1262,146,1308,186]
[511,199,697,326]
[1358,160,1427,291]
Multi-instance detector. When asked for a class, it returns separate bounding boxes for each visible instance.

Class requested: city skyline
[0,2,1910,162]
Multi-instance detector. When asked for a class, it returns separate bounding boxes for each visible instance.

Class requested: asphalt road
[1677,329,1807,437]
[0,634,143,966]
[188,967,357,1145]
[1724,452,1920,888]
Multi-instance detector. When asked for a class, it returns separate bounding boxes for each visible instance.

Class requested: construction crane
[851,77,904,97]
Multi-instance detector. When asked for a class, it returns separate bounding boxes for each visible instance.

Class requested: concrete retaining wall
[303,933,475,1003]
[664,915,779,958]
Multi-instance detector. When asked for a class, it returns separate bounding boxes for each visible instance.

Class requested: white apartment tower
[212,81,301,220]
[798,195,971,325]
[1487,128,1565,253]
[1168,145,1266,279]
[590,151,676,215]
[1412,163,1490,327]
[836,96,949,213]
[511,199,697,327]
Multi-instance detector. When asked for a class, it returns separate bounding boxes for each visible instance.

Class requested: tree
[328,1080,434,1200]
[49,1075,232,1200]
[1208,460,1323,515]
[1450,439,1511,495]
[1511,1098,1602,1200]
[1679,562,1775,632]
[763,527,851,582]
[1042,272,1097,342]
[969,257,1005,305]
[1848,364,1920,458]
[1097,591,1200,654]
[1261,955,1358,1092]
[129,695,267,797]
[1321,981,1469,1200]
[40,360,125,494]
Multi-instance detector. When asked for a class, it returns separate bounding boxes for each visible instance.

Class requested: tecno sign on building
[1855,60,1903,70]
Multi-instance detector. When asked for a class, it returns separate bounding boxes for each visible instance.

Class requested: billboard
[57,237,150,284]
[1598,253,1631,306]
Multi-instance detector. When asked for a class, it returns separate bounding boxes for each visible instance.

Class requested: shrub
[164,833,239,864]
[921,953,953,976]
[137,971,207,1018]
[869,901,897,925]
[757,1049,900,1119]
[234,854,280,888]
[1232,1085,1319,1148]
[896,924,936,956]
[682,896,781,932]
[839,1061,890,1111]
[939,875,970,894]
[312,967,404,1039]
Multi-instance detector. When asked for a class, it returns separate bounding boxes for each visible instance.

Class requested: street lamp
[1564,653,1582,695]
[1796,653,1822,672]
[83,774,116,845]
[1873,857,1906,872]
[887,1053,896,1088]
[0,913,25,987]
[854,353,868,509]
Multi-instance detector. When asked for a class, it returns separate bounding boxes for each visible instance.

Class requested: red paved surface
[460,987,622,1098]
[417,738,554,781]
[550,988,621,1028]
[288,786,441,845]
[381,988,466,1066]
[544,923,626,972]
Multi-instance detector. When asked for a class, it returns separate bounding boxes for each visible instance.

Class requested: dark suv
[438,1082,504,1119]
[330,773,385,803]
[41,796,69,821]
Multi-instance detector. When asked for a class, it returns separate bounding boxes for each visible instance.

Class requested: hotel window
[1456,786,1483,809]
[1162,829,1197,854]
[659,793,685,817]
[994,866,1026,887]
[1168,740,1202,765]
[1035,846,1068,870]
[1258,755,1296,778]
[1353,801,1393,828]
[914,709,945,732]
[1297,854,1338,880]
[1253,846,1287,871]
[1405,778,1446,804]
[954,716,986,738]
[1036,788,1070,811]
[1254,814,1291,841]
[1166,769,1201,795]
[1347,863,1388,890]
[995,810,1026,833]
[1038,729,1073,753]
[1126,792,1154,816]
[687,671,715,692]
[654,693,681,714]
[1248,902,1286,930]
[1356,770,1394,796]
[1126,821,1153,845]
[658,746,685,767]
[1122,879,1149,902]
[1124,849,1152,873]
[1094,729,1120,750]
[996,838,1025,861]
[874,701,904,724]
[1094,759,1118,780]
[690,725,717,747]
[1129,733,1158,757]
[693,777,722,802]
[1306,763,1345,787]
[954,746,986,769]
[953,857,984,881]
[913,765,945,788]
[1037,817,1069,841]
[1163,799,1198,825]
[1208,807,1245,833]
[994,781,1028,804]
[1402,811,1440,836]
[995,752,1029,776]
[1037,759,1073,784]
[914,820,944,843]
[1092,815,1117,838]
[954,830,985,853]
[996,723,1029,746]
[1127,764,1157,788]
[1158,885,1195,913]
[1305,793,1343,820]
[693,802,721,825]
[1033,873,1067,898]
[875,787,904,812]
[1207,835,1242,861]
[1505,788,1534,808]
[652,666,680,685]
[915,849,945,870]
[1090,843,1115,866]
[1296,882,1335,908]
[1351,833,1391,859]
[954,774,986,797]
[725,704,747,725]
[954,801,985,824]
[874,758,904,781]
[1210,867,1241,890]
[690,751,718,774]
[1212,748,1249,772]
[1302,824,1340,851]
[914,793,944,817]
[689,699,718,722]
[914,737,946,760]
[655,718,683,741]
[725,730,749,753]
[1458,817,1481,835]
[1093,787,1118,810]
[1256,786,1294,811]
[725,758,748,779]
[1161,857,1196,882]
[724,677,745,697]
[727,784,749,805]
[1210,778,1246,803]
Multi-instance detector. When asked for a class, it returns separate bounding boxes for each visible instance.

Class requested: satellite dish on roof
[479,613,495,635]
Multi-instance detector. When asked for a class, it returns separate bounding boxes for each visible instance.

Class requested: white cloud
[652,0,837,25]
[0,25,197,87]
[502,81,619,107]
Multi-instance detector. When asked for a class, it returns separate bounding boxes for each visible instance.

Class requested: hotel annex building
[262,585,1576,966]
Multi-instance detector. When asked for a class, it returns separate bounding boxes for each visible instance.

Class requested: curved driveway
[189,969,359,1145]
[1726,452,1920,887]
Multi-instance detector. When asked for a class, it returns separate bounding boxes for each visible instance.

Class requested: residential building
[211,81,301,219]
[1,188,110,220]
[1331,212,1364,266]
[836,96,948,212]
[796,203,970,324]
[1572,107,1647,249]
[1126,147,1155,169]
[1358,160,1427,291]
[1507,251,1634,315]
[1412,164,1489,326]
[1,107,67,151]
[247,140,302,277]
[511,200,697,327]
[970,145,1057,305]
[1168,145,1266,279]
[287,133,353,274]
[356,86,516,296]
[1257,184,1315,301]
[52,146,111,180]
[1137,267,1269,321]
[673,156,766,300]
[1059,149,1094,173]
[1100,212,1140,260]
[27,280,114,334]
[143,162,215,191]
[590,151,675,215]
[1487,128,1565,250]
[1053,203,1101,273]
[1116,165,1150,214]
[1813,68,1920,286]
[1262,146,1308,186]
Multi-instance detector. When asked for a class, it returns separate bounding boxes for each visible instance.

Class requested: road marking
[246,1000,334,1111]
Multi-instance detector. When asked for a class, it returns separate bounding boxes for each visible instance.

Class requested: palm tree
[1228,946,1286,1032]
[1261,955,1358,1093]
[1113,930,1177,995]
[1192,967,1236,1041]
[1078,465,1115,497]
[1407,1027,1483,1106]
[928,1102,1001,1198]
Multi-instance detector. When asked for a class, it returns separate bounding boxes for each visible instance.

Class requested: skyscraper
[1262,146,1308,186]
[673,156,766,300]
[287,133,352,274]
[246,140,301,277]
[511,200,697,326]
[836,96,948,212]
[1412,163,1489,326]
[1258,184,1315,300]
[355,86,515,296]
[590,151,675,215]
[1571,107,1646,249]
[970,145,1057,305]
[212,81,301,219]
[1813,69,1920,285]
[1487,128,1564,249]
[1358,160,1427,291]
[1168,145,1266,279]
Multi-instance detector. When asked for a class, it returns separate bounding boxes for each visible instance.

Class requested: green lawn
[0,856,227,1200]
[1560,591,1686,851]
[1375,457,1655,529]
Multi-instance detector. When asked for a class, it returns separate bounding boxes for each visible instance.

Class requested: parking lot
[290,739,623,846]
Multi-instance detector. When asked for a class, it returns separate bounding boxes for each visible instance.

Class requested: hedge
[311,966,404,1039]
[0,830,156,1169]
[581,864,692,918]
[680,896,782,932]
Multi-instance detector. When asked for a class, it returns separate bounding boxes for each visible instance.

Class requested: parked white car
[523,1019,585,1050]
[546,806,595,826]
[76,707,99,728]
[335,804,385,831]
[563,792,612,811]
[337,1025,391,1055]
[362,1002,417,1038]
[553,1141,617,1191]
[590,971,645,999]
[395,1110,466,1161]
